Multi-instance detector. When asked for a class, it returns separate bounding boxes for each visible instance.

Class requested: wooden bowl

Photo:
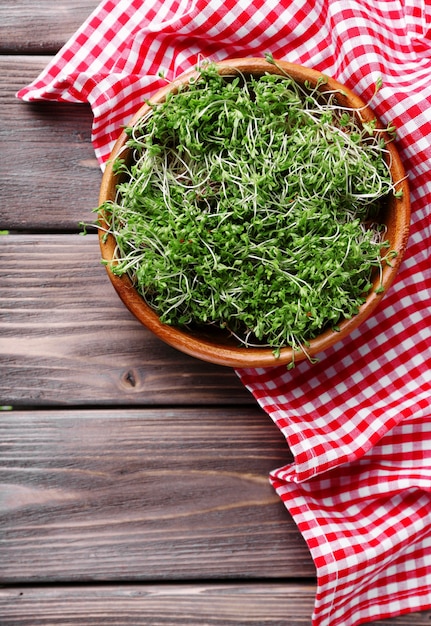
[98,57,410,368]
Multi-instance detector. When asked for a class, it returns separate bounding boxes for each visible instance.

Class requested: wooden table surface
[1,3,430,624]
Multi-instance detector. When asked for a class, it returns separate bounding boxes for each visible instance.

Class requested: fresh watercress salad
[99,56,401,362]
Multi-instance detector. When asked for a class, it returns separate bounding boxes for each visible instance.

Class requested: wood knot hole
[123,369,137,388]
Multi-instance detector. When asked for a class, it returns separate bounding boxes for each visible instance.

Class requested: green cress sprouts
[99,57,400,360]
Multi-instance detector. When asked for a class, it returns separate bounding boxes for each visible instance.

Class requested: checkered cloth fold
[18,1,431,624]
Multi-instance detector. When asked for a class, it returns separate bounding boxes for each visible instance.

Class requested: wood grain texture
[0,409,310,583]
[1,56,101,232]
[0,584,317,625]
[0,2,99,53]
[0,234,251,407]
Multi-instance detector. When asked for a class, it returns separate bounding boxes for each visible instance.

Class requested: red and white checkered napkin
[18,1,431,624]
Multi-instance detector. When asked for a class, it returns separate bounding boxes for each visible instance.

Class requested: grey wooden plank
[1,56,101,232]
[0,2,99,53]
[0,408,311,583]
[0,233,252,406]
[0,583,317,625]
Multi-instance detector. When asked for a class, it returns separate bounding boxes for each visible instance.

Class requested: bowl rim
[98,56,411,368]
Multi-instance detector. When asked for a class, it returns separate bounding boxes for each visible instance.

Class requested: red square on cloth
[17,1,431,624]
